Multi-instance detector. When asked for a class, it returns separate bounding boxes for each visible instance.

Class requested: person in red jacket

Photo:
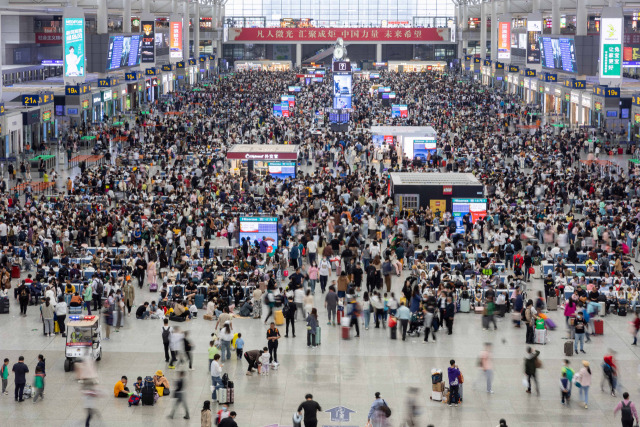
[632,313,640,346]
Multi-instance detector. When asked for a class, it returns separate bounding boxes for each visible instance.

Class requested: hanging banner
[526,17,541,65]
[170,20,183,60]
[498,22,511,60]
[601,16,623,78]
[63,16,85,78]
[141,20,155,63]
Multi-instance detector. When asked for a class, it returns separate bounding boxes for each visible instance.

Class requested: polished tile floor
[2,254,640,427]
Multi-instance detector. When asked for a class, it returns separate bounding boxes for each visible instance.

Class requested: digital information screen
[541,37,577,73]
[391,104,408,118]
[329,109,349,123]
[239,217,278,254]
[267,161,296,179]
[452,198,487,233]
[106,35,142,71]
[333,73,352,109]
[413,140,437,162]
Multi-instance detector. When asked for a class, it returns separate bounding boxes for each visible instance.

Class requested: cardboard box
[432,382,444,392]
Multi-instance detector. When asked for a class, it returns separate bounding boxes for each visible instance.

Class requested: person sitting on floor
[133,376,144,393]
[173,300,192,319]
[114,376,130,398]
[70,292,83,307]
[153,370,171,396]
[136,302,150,319]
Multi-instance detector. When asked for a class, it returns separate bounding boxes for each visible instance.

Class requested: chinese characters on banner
[63,17,85,78]
[170,21,183,60]
[498,22,511,60]
[36,33,62,44]
[228,27,447,42]
[601,17,622,77]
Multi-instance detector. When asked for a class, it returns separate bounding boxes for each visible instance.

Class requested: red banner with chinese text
[228,27,447,42]
[36,33,62,44]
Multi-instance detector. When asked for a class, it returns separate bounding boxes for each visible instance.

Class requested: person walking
[168,327,184,369]
[632,312,640,345]
[284,297,297,338]
[574,311,587,354]
[444,296,455,335]
[201,400,212,427]
[161,319,172,363]
[367,392,391,427]
[575,360,592,409]
[524,347,540,395]
[396,301,411,341]
[324,286,338,326]
[1,358,9,395]
[613,392,639,427]
[12,355,29,402]
[479,343,494,393]
[306,308,319,348]
[168,370,189,420]
[17,281,29,317]
[55,295,67,337]
[297,393,322,427]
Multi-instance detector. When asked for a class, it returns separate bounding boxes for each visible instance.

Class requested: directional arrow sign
[325,406,356,422]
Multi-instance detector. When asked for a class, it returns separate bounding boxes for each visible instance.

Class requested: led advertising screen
[63,17,85,77]
[141,20,155,63]
[381,92,396,100]
[413,140,437,163]
[170,21,183,59]
[239,217,278,254]
[288,86,301,92]
[378,86,391,92]
[452,198,487,233]
[541,37,577,73]
[267,161,296,179]
[273,104,282,117]
[526,20,541,64]
[329,110,349,123]
[498,22,511,60]
[391,104,408,118]
[369,73,380,79]
[601,17,623,78]
[106,35,142,71]
[333,73,352,110]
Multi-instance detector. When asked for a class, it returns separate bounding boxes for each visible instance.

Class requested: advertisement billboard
[141,20,155,63]
[526,19,541,64]
[601,17,623,77]
[623,45,640,67]
[541,37,577,73]
[170,21,183,60]
[498,22,511,60]
[452,199,488,233]
[63,17,85,77]
[106,35,142,71]
[333,72,352,110]
[267,161,296,179]
[391,104,408,118]
[238,217,279,254]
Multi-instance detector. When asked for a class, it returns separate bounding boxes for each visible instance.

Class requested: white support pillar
[183,0,189,59]
[480,1,487,59]
[172,0,177,14]
[532,0,540,12]
[123,0,131,33]
[503,0,510,15]
[142,0,150,14]
[552,0,561,35]
[576,0,587,36]
[376,43,382,62]
[490,0,498,61]
[194,1,200,58]
[295,44,301,68]
[96,0,108,34]
[69,0,78,8]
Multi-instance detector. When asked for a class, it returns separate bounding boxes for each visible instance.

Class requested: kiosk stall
[389,172,485,220]
[234,60,292,71]
[371,126,437,164]
[226,144,299,180]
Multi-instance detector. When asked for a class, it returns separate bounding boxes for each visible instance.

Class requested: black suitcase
[169,315,185,322]
[141,387,155,406]
[618,307,627,317]
[0,297,9,314]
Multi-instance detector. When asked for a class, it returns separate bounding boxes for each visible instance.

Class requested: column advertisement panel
[64,17,85,78]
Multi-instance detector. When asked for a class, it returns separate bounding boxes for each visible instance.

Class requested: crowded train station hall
[2,0,640,426]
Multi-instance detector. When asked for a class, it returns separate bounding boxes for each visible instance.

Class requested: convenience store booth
[371,125,437,163]
[234,60,292,71]
[226,144,299,180]
[389,172,486,231]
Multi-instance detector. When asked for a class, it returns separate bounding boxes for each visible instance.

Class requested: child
[32,367,45,402]
[259,348,270,376]
[561,359,574,394]
[560,372,570,405]
[208,340,219,368]
[133,376,143,393]
[1,358,9,395]
[235,333,244,360]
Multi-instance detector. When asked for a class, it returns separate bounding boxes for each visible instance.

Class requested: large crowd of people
[1,66,640,426]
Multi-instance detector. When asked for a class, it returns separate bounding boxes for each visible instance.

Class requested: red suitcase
[593,319,604,335]
[11,264,20,279]
[618,147,624,155]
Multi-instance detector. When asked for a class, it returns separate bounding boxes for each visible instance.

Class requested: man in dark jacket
[12,355,29,401]
[444,296,455,335]
[218,411,238,427]
[284,297,297,338]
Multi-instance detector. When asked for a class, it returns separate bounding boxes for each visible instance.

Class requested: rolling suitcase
[195,294,204,309]
[534,328,547,345]
[0,297,9,314]
[226,388,234,404]
[141,387,155,405]
[546,296,557,311]
[149,283,158,292]
[217,388,227,404]
[459,299,470,313]
[593,319,604,335]
[316,326,321,345]
[545,318,557,330]
[618,306,627,317]
[564,340,574,357]
[598,302,606,316]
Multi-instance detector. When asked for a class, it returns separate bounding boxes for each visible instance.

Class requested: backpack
[144,376,154,389]
[521,308,528,322]
[128,394,141,406]
[621,401,634,421]
[603,363,613,375]
[161,326,171,344]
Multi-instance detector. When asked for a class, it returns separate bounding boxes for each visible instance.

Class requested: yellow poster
[430,199,446,219]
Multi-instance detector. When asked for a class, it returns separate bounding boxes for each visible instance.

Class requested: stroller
[407,311,425,337]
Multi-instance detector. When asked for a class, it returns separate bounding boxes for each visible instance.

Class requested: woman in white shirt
[210,354,224,401]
